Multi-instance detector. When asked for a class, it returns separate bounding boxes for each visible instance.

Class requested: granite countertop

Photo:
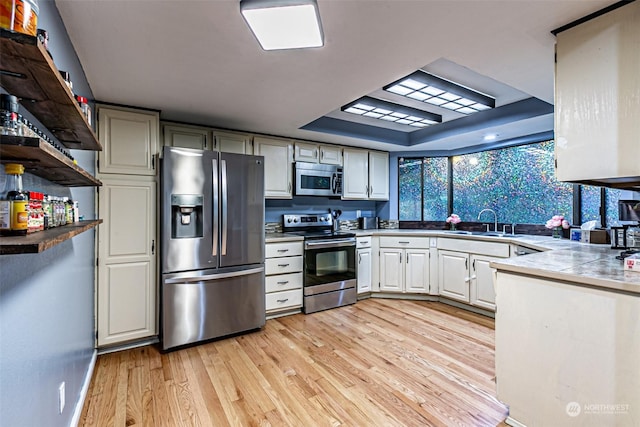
[490,244,640,294]
[264,229,640,293]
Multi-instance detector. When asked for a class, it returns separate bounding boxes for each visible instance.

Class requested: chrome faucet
[477,208,498,232]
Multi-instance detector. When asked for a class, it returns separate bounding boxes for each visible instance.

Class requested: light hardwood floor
[80,299,508,426]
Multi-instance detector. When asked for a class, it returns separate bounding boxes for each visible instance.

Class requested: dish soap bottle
[0,163,29,235]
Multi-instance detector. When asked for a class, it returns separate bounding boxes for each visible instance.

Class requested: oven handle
[304,238,356,250]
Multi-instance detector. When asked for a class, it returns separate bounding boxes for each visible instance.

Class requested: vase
[552,227,562,238]
[450,223,456,231]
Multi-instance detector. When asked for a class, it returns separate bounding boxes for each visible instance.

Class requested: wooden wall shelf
[0,136,102,187]
[0,29,102,151]
[0,220,102,254]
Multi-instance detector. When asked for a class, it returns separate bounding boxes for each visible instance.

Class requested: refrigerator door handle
[212,158,219,257]
[221,159,228,256]
[164,267,264,284]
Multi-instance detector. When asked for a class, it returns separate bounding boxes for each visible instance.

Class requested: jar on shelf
[0,163,29,235]
[0,0,39,36]
[75,95,91,126]
[1,94,19,136]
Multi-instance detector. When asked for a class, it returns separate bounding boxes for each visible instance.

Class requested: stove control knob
[287,218,292,223]
[321,216,327,221]
[293,218,299,223]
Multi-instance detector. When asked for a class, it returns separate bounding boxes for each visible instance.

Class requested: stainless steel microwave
[294,162,343,197]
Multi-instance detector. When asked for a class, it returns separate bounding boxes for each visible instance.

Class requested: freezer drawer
[161,266,265,350]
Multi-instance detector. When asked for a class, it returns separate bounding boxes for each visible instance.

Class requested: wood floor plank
[81,300,508,426]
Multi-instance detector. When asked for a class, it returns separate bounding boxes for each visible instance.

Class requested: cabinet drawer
[266,289,303,311]
[266,272,303,293]
[356,237,372,249]
[265,241,303,258]
[265,256,303,275]
[379,236,429,248]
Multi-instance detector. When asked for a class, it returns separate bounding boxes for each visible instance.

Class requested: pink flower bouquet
[446,214,461,224]
[545,215,570,230]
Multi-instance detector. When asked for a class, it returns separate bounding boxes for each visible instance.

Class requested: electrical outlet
[58,382,65,414]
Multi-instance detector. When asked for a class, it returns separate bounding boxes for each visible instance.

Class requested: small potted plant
[446,213,461,231]
[545,214,570,238]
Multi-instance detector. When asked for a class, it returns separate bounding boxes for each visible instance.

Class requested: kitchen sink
[443,230,523,238]
[469,231,523,238]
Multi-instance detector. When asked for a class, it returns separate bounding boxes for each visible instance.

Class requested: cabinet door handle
[358,253,362,264]
[406,253,409,263]
[370,185,373,195]
[277,298,289,303]
[277,263,290,267]
[288,182,292,193]
[314,149,318,158]
[398,241,410,244]
[277,281,289,285]
[321,150,324,159]
[151,154,156,170]
[472,259,476,271]
[277,249,289,253]
[465,259,468,269]
[151,239,155,255]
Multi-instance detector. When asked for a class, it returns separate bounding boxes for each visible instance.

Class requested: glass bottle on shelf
[0,163,29,235]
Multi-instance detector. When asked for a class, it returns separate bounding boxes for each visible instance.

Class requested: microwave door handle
[221,159,228,256]
[212,158,218,257]
[331,173,337,193]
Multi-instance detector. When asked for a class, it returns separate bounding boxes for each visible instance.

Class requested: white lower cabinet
[357,237,372,294]
[97,177,157,347]
[437,239,509,311]
[469,255,497,311]
[379,237,430,293]
[438,250,471,302]
[265,240,303,315]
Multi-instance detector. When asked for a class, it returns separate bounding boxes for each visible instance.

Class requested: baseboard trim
[97,337,160,355]
[505,416,526,427]
[71,349,97,427]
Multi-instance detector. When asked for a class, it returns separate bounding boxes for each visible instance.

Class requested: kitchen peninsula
[491,246,640,426]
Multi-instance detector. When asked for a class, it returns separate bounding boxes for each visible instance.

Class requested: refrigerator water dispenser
[171,194,203,238]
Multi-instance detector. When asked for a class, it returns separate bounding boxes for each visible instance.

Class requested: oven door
[304,239,356,287]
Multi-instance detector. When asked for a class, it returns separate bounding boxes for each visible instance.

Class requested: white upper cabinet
[342,148,389,200]
[214,130,253,154]
[162,123,210,150]
[98,106,159,176]
[342,148,369,199]
[319,145,342,165]
[254,136,294,199]
[369,151,389,200]
[555,1,640,187]
[294,142,320,163]
[294,141,342,165]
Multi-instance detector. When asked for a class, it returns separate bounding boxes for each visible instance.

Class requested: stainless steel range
[283,214,357,314]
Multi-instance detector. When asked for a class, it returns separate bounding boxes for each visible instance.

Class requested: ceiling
[55,0,615,154]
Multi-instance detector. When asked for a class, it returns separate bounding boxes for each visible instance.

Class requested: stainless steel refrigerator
[160,146,265,351]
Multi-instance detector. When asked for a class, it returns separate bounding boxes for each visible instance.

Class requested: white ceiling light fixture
[384,71,495,115]
[341,96,442,129]
[240,0,324,51]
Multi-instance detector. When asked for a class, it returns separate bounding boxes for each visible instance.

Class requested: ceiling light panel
[341,96,441,130]
[240,0,324,50]
[383,71,495,115]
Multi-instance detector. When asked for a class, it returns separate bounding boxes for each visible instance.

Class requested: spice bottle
[1,94,19,136]
[0,163,29,235]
